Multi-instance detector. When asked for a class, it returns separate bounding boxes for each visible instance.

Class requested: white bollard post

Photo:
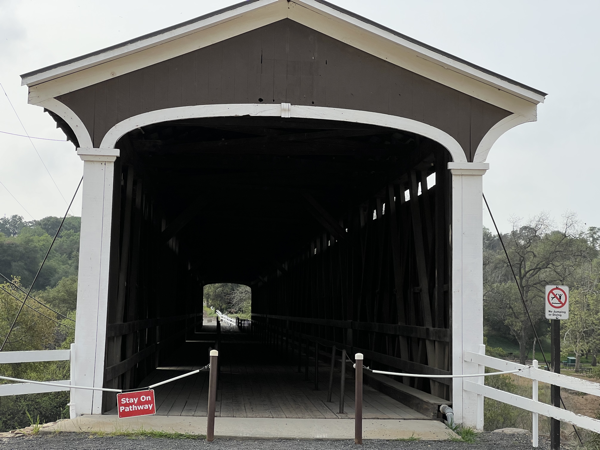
[532,359,539,448]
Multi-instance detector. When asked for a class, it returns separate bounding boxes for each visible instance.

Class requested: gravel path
[0,432,564,449]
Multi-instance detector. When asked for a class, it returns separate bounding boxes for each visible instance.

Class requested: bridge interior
[103,116,452,416]
[107,321,427,419]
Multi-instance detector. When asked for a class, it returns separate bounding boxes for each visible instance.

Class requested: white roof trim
[98,103,468,163]
[21,0,280,87]
[297,0,545,105]
[22,0,545,109]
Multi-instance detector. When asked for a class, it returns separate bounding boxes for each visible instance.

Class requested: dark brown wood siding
[57,19,510,160]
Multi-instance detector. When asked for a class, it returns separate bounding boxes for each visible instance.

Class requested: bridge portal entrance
[21,0,544,427]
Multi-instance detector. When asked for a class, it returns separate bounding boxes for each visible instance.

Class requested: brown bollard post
[339,349,346,414]
[297,333,302,373]
[354,353,363,445]
[314,342,319,390]
[304,339,309,381]
[327,345,336,402]
[207,349,219,442]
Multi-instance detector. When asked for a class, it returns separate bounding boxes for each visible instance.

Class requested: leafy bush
[0,283,75,432]
[0,391,69,432]
[484,373,530,431]
[590,366,600,379]
[486,345,508,358]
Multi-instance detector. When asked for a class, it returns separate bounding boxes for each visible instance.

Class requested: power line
[0,82,68,205]
[0,285,74,329]
[0,178,35,220]
[0,176,82,351]
[0,129,67,142]
[0,272,75,322]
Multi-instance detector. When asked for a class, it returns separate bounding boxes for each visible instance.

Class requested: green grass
[203,305,217,317]
[448,424,477,443]
[25,410,41,435]
[90,429,204,440]
[486,333,555,362]
[486,334,520,355]
[396,433,421,441]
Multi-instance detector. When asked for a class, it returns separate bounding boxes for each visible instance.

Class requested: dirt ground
[509,372,599,417]
[505,371,599,445]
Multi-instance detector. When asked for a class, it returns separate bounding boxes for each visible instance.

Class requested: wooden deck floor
[106,336,426,420]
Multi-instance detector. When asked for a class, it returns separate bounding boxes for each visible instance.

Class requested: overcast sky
[1,0,598,233]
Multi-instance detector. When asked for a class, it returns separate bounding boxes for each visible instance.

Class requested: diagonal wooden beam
[302,194,346,240]
[161,196,211,243]
[138,128,391,154]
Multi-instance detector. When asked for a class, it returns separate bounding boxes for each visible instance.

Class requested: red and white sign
[545,285,569,320]
[117,390,156,418]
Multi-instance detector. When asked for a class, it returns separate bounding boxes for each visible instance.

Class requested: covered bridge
[21,0,545,427]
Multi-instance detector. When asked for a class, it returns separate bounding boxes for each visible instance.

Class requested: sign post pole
[545,285,569,450]
[551,319,560,450]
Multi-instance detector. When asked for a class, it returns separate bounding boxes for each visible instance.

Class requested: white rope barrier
[0,374,122,393]
[345,354,527,379]
[0,364,211,394]
[147,365,208,389]
[368,368,523,378]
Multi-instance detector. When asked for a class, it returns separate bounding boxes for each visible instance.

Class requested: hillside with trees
[0,215,78,431]
[483,215,600,369]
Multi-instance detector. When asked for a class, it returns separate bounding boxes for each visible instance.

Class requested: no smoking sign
[545,285,569,320]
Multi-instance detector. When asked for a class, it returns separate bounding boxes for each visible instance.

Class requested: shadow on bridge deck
[105,322,426,420]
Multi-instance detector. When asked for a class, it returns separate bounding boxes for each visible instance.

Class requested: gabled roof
[21,0,546,109]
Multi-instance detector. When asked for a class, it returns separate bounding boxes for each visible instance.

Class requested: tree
[562,290,597,370]
[0,215,32,237]
[40,276,78,313]
[562,255,600,369]
[483,214,594,364]
[230,285,251,317]
[204,283,251,317]
[0,281,73,432]
[0,279,57,354]
[0,216,80,291]
[0,216,80,432]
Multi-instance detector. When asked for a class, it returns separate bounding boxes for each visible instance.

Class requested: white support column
[448,161,489,429]
[72,147,119,417]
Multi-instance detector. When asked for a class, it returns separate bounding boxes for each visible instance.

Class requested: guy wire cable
[0,272,75,322]
[0,82,67,204]
[0,130,67,142]
[483,192,582,444]
[0,179,35,220]
[483,193,550,367]
[0,176,83,352]
[0,285,73,329]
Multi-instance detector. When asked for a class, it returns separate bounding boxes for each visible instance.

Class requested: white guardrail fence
[0,345,73,396]
[2,341,600,444]
[465,345,600,446]
[215,310,236,326]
